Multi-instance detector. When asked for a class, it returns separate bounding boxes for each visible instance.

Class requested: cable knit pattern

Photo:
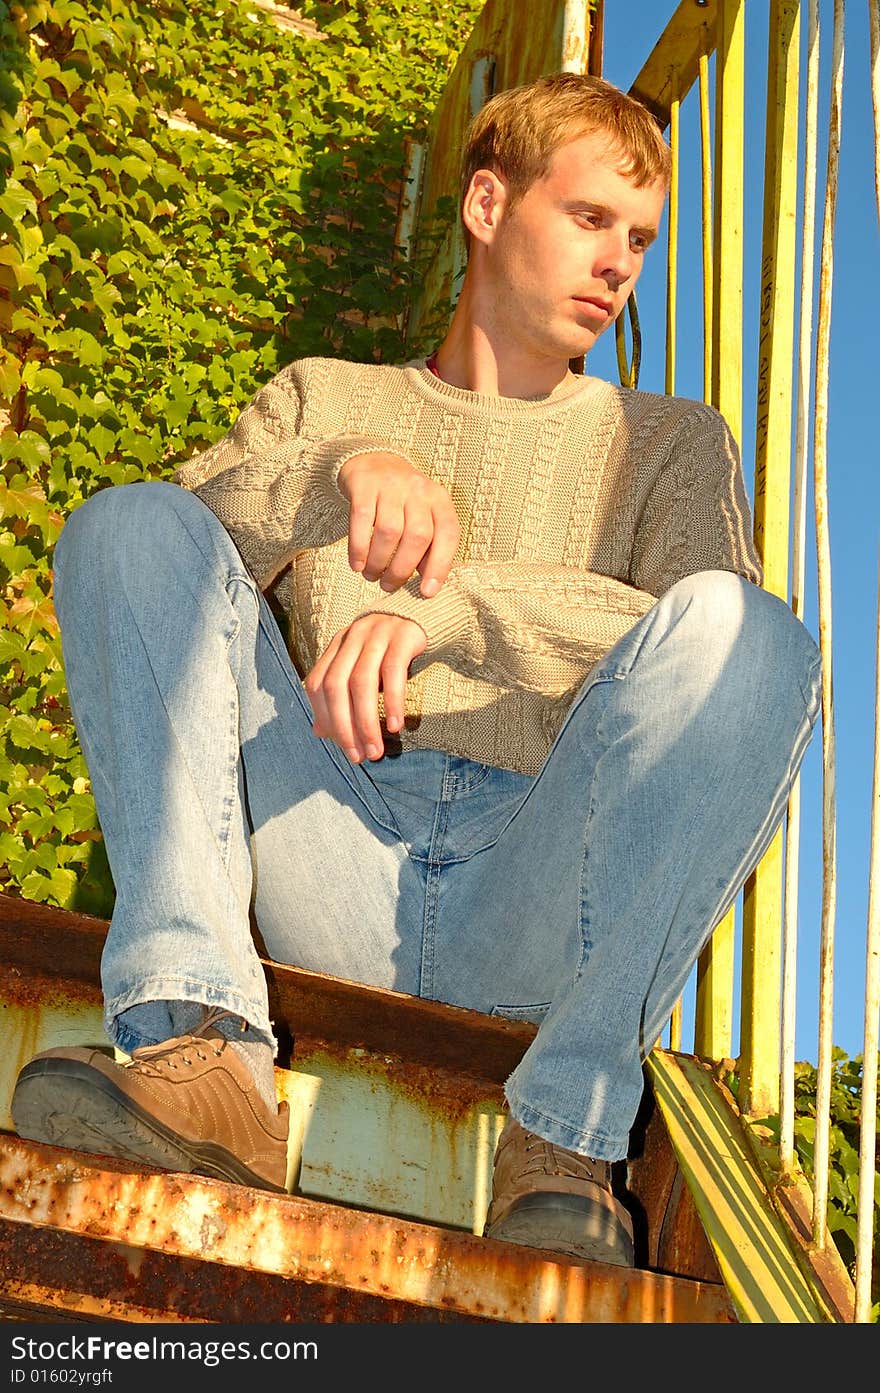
[172,356,764,775]
[515,413,562,561]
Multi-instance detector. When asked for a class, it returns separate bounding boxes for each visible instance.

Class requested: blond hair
[460,72,671,223]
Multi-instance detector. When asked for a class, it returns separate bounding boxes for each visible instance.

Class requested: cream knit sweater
[172,356,764,775]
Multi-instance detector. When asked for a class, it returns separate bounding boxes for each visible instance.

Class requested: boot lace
[128,1006,244,1074]
[518,1129,611,1189]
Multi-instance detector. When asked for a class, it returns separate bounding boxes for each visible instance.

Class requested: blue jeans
[51,480,822,1161]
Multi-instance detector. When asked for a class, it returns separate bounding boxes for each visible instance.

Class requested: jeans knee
[664,569,821,712]
[667,567,752,615]
[53,481,199,608]
[57,479,206,563]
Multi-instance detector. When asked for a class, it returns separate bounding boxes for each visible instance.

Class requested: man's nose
[593,230,636,290]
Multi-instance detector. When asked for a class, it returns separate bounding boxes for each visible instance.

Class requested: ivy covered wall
[0,0,482,914]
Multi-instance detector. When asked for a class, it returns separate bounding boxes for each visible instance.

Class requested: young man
[12,73,821,1269]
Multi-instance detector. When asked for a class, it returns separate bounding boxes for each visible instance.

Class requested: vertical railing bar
[854,0,880,1324]
[695,0,745,1066]
[666,85,680,398]
[669,1000,683,1052]
[741,0,801,1118]
[855,543,880,1322]
[781,0,821,1176]
[711,0,745,443]
[699,49,714,402]
[693,35,734,1065]
[810,0,844,1250]
[666,73,681,1052]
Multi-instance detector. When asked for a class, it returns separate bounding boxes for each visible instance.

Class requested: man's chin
[562,329,601,360]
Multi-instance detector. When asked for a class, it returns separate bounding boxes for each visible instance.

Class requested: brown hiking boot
[483,1115,634,1267]
[11,1007,289,1192]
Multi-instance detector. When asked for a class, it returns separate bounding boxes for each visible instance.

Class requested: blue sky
[587,0,878,1065]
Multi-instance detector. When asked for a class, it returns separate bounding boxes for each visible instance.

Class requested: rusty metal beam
[0,1136,737,1324]
[0,893,535,1083]
[0,893,737,1301]
[629,0,717,129]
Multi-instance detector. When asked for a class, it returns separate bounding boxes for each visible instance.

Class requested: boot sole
[485,1191,635,1267]
[12,1056,287,1194]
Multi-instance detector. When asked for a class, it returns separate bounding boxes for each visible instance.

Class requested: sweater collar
[403,359,608,417]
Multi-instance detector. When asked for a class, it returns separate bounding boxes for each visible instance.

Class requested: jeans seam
[574,683,618,980]
[251,586,404,841]
[446,763,493,795]
[801,652,822,721]
[498,673,622,847]
[638,679,823,1053]
[420,762,451,998]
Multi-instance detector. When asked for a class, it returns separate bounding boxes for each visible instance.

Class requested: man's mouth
[573,296,613,317]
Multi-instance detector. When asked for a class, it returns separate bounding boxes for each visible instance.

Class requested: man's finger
[379,641,413,732]
[347,491,378,574]
[417,501,461,596]
[348,640,387,757]
[361,505,405,584]
[319,640,364,759]
[305,633,361,758]
[379,499,434,591]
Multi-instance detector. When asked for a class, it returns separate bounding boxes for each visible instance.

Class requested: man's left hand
[304,614,427,763]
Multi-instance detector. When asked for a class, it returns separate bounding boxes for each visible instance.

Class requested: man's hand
[304,614,427,762]
[337,451,460,597]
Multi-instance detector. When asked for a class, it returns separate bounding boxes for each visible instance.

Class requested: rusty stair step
[0,894,735,1323]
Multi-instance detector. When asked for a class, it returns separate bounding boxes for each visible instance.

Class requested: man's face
[479,130,667,363]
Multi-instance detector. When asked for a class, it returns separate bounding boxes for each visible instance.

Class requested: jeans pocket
[490,1002,551,1026]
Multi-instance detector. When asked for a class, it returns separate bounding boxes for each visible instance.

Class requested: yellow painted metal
[854,544,880,1321]
[665,88,679,396]
[647,1050,847,1323]
[740,1113,856,1323]
[634,14,738,1062]
[629,0,717,128]
[781,0,821,1177]
[695,913,734,1059]
[710,0,744,443]
[0,999,106,1135]
[699,49,713,402]
[810,0,844,1249]
[694,0,748,1062]
[286,1047,505,1234]
[857,3,880,1325]
[614,291,640,388]
[739,0,801,1120]
[668,998,683,1051]
[752,0,800,604]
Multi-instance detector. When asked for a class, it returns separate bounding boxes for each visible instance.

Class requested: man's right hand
[336,451,460,597]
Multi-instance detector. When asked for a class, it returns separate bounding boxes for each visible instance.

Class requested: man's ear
[461,169,508,246]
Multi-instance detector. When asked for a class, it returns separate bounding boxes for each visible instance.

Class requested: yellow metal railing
[781,0,820,1186]
[630,0,878,1322]
[860,0,880,1329]
[810,0,843,1261]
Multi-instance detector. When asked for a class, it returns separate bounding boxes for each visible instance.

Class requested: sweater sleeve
[355,401,764,698]
[360,562,656,695]
[628,401,764,597]
[171,362,415,589]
